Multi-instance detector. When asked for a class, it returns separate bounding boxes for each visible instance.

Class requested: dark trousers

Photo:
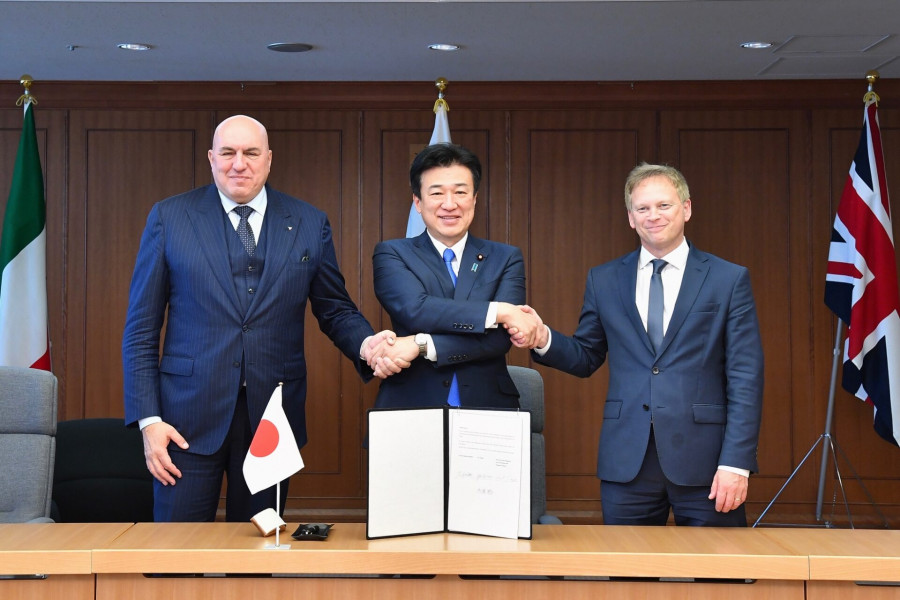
[152,388,290,522]
[599,428,746,527]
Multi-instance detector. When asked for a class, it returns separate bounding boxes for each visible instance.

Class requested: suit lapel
[617,251,654,354]
[187,185,241,315]
[413,232,457,297]
[658,246,710,355]
[247,186,298,316]
[455,237,485,299]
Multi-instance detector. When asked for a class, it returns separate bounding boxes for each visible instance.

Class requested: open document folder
[367,407,531,540]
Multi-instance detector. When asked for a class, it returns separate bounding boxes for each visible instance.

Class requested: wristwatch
[415,333,428,359]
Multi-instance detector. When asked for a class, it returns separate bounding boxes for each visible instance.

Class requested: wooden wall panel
[509,110,657,512]
[66,111,212,419]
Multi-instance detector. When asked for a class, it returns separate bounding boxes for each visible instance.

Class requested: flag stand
[753,321,888,528]
[264,481,291,549]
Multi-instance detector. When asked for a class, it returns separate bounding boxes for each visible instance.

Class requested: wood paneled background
[1,80,899,525]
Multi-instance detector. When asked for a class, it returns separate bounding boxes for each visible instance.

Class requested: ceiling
[2,0,899,83]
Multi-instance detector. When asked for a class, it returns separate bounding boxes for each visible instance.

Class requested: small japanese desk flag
[243,383,304,494]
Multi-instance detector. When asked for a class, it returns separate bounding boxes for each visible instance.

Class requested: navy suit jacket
[372,232,524,409]
[122,184,374,454]
[534,244,764,487]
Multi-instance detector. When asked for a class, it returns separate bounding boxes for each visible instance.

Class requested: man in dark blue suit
[514,163,764,526]
[370,144,541,408]
[122,115,401,522]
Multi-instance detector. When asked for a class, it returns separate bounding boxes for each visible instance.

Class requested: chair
[508,365,562,525]
[52,418,154,522]
[0,366,58,523]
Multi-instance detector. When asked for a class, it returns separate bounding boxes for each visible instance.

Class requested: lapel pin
[471,263,478,273]
[477,254,484,261]
[288,226,293,231]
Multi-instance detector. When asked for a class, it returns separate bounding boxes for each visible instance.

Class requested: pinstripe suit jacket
[372,232,524,409]
[122,184,374,454]
[534,244,764,487]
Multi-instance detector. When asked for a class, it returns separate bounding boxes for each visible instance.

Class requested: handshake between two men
[362,302,546,379]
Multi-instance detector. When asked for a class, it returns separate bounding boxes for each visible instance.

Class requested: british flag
[825,99,900,447]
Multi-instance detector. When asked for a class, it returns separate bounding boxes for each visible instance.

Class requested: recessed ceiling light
[428,43,460,52]
[740,41,773,49]
[117,43,152,51]
[267,43,314,53]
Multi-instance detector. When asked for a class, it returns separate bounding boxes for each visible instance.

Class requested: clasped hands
[502,303,549,349]
[363,330,417,379]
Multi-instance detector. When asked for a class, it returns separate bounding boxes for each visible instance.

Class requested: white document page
[446,409,529,539]
[367,408,445,538]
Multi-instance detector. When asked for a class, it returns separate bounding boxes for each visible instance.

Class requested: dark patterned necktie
[234,205,256,257]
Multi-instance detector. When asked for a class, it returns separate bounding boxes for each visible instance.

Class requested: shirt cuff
[717,465,750,478]
[533,326,552,356]
[421,333,436,361]
[486,301,499,329]
[139,416,162,430]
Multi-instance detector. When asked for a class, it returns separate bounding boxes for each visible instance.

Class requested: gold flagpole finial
[433,77,449,113]
[16,74,38,107]
[863,70,880,106]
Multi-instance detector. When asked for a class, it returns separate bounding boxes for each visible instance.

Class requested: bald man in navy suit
[123,115,402,522]
[513,164,764,527]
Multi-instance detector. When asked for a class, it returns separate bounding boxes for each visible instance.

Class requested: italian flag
[0,101,50,370]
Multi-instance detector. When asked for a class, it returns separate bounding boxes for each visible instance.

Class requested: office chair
[0,366,58,523]
[508,365,562,525]
[52,418,153,522]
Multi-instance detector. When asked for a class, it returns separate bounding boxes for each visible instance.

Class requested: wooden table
[761,528,900,600]
[92,523,810,599]
[0,522,132,600]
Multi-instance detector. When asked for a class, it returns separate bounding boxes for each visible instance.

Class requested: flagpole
[814,320,844,521]
[275,481,281,548]
[754,72,890,528]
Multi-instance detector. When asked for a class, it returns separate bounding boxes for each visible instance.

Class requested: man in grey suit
[122,115,402,522]
[369,144,540,408]
[513,163,764,526]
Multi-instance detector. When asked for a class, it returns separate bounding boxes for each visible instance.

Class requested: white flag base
[264,542,291,550]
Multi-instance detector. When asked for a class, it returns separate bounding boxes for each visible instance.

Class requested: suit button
[242,325,250,332]
[652,366,660,374]
[642,404,650,411]
[248,288,255,294]
[233,361,240,368]
[443,380,451,388]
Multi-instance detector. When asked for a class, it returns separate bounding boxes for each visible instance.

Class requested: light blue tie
[647,259,667,353]
[442,248,460,406]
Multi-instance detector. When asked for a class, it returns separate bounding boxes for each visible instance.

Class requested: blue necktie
[442,248,460,406]
[647,259,667,353]
[442,248,457,286]
[234,205,256,257]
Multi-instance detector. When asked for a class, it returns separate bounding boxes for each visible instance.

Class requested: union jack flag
[825,98,900,446]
